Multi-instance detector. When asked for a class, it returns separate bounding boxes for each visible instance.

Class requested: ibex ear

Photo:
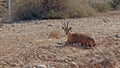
[69,27,72,30]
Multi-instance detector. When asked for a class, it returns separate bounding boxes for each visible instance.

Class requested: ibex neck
[67,32,72,36]
[67,32,72,41]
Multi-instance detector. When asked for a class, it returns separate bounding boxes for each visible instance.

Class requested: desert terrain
[0,10,120,68]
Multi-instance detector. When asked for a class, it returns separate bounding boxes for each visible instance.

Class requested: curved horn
[63,22,66,28]
[67,22,69,28]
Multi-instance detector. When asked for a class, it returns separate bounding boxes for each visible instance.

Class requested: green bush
[93,2,111,12]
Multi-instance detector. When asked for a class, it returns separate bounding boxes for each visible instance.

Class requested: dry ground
[0,11,120,68]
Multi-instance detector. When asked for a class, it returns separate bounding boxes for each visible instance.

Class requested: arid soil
[0,11,120,68]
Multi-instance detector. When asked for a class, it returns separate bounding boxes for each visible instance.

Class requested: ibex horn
[63,22,66,28]
[67,22,69,28]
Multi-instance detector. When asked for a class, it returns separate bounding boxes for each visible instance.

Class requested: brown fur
[68,33,96,47]
[48,31,60,39]
[62,22,96,48]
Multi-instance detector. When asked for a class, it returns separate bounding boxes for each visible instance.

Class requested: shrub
[41,0,96,19]
[93,2,111,12]
[13,0,96,20]
[74,3,96,18]
[110,0,120,10]
[13,0,39,21]
[45,10,69,19]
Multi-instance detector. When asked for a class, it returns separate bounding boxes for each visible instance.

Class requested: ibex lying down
[62,22,96,48]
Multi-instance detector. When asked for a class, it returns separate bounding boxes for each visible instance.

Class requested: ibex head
[62,22,72,35]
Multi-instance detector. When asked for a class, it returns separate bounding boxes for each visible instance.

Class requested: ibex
[62,22,96,48]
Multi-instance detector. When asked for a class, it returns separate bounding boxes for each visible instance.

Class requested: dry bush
[92,2,112,12]
[43,0,96,19]
[12,0,96,21]
[13,0,40,21]
[2,0,117,21]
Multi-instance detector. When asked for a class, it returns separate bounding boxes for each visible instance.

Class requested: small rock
[34,20,41,24]
[48,24,54,26]
[11,24,15,27]
[33,65,47,68]
[69,62,78,68]
[71,48,76,52]
[47,65,54,68]
[20,65,32,68]
[103,19,107,22]
[79,62,84,68]
[114,34,120,38]
[54,59,65,62]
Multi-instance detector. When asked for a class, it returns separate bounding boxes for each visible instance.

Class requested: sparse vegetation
[43,0,96,19]
[13,0,96,21]
[92,2,112,12]
[1,0,119,21]
[13,0,39,21]
[110,0,120,10]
